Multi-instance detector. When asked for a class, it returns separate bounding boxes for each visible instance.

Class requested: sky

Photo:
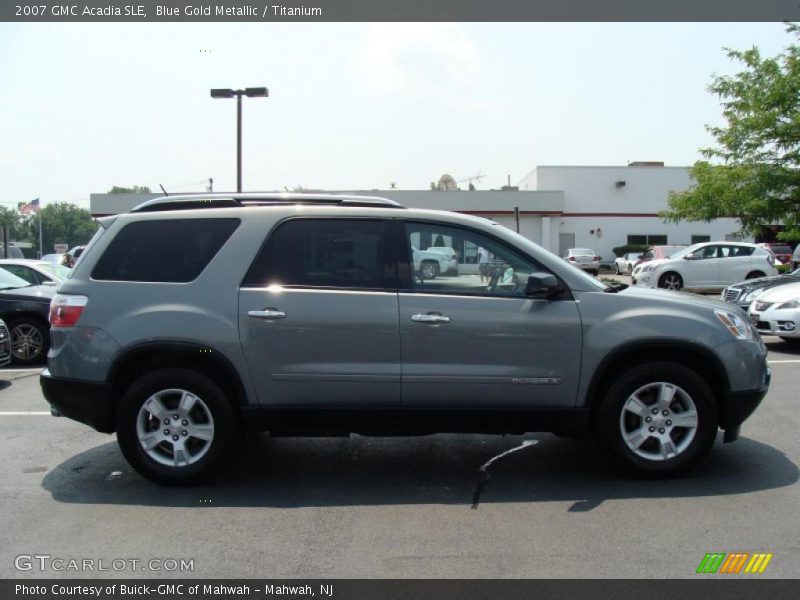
[0,22,790,209]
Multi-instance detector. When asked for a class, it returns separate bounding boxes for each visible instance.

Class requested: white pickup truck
[412,246,450,279]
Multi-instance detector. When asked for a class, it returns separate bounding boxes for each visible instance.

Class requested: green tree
[109,185,151,194]
[18,203,98,256]
[662,25,800,240]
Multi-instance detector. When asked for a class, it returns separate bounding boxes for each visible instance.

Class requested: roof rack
[130,193,405,213]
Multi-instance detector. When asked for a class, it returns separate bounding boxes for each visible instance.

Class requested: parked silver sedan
[563,248,600,276]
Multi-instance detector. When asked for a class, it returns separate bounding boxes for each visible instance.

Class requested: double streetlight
[210,87,268,192]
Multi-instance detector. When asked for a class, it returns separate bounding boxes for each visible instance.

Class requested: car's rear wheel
[746,271,765,280]
[420,261,439,279]
[658,272,683,291]
[596,362,717,477]
[117,368,237,485]
[615,264,621,275]
[8,317,49,365]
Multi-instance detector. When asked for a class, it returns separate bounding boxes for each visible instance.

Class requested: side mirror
[525,272,561,298]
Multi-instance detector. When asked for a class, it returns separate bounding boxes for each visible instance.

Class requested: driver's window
[404,223,541,297]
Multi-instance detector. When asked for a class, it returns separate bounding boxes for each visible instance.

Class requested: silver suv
[41,194,770,484]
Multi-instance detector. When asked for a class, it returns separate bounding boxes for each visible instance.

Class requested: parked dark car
[0,267,55,365]
[761,243,793,266]
[721,269,800,309]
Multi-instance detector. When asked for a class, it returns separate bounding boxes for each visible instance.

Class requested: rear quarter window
[91,218,240,283]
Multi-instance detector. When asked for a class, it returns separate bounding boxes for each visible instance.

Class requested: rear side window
[243,219,391,290]
[91,218,240,282]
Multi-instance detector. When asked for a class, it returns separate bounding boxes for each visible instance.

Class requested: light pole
[210,87,268,192]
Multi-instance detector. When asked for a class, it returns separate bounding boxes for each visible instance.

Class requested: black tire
[596,362,717,477]
[420,261,439,279]
[7,316,49,365]
[658,272,683,291]
[116,368,238,485]
[746,271,765,280]
[615,264,621,275]
[628,265,634,275]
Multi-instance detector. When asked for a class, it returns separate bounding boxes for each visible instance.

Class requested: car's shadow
[41,433,798,511]
[764,337,800,354]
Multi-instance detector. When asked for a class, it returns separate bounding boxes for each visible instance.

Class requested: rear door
[238,218,401,408]
[398,221,582,409]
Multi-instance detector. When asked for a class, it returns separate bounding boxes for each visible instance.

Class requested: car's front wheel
[658,272,683,291]
[117,368,237,485]
[596,362,717,477]
[615,263,621,275]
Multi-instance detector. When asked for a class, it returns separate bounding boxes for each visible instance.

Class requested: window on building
[627,234,667,245]
[691,235,711,244]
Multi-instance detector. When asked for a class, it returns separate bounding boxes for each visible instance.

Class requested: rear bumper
[40,369,115,433]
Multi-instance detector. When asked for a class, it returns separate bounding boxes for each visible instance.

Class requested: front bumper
[40,369,115,433]
[720,375,770,436]
[749,309,800,337]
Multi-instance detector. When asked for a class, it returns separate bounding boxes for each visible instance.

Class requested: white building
[89,163,748,264]
[517,163,748,260]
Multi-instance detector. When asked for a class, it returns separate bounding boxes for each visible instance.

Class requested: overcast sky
[0,22,789,208]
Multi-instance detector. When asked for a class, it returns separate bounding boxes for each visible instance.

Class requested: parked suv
[41,194,770,484]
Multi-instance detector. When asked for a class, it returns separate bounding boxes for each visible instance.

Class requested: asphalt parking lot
[0,337,798,579]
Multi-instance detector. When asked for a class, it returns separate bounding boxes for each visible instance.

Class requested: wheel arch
[584,340,730,430]
[107,342,249,420]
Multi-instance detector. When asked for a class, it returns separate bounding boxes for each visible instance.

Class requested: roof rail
[130,193,405,213]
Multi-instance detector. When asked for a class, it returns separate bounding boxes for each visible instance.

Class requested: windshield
[0,267,33,290]
[571,248,595,256]
[38,263,71,279]
[668,244,704,259]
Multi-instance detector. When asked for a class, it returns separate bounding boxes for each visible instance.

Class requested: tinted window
[244,219,389,290]
[726,245,755,257]
[92,218,240,283]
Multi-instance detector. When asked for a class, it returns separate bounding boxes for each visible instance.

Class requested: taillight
[569,256,576,261]
[50,294,88,327]
[592,256,600,261]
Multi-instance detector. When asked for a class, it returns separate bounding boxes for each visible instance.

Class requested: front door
[399,221,583,409]
[685,244,721,286]
[238,218,401,408]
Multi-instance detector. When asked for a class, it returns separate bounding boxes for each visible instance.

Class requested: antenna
[159,184,169,196]
[457,170,486,187]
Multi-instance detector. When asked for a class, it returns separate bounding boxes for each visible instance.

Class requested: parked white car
[412,246,449,279]
[614,252,643,275]
[748,281,800,344]
[0,259,70,286]
[425,246,459,274]
[631,241,777,291]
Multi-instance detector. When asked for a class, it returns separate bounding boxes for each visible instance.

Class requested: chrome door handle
[411,313,451,324]
[248,308,286,320]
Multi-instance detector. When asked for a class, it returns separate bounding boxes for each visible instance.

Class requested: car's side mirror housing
[525,272,561,298]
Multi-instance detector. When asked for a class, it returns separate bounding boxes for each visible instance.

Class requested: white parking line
[0,412,51,416]
[0,368,44,373]
[767,360,800,364]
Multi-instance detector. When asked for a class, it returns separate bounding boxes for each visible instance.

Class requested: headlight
[714,308,757,340]
[643,264,657,272]
[778,298,800,309]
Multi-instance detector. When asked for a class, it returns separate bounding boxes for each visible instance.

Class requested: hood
[730,273,800,292]
[0,284,56,302]
[619,285,737,312]
[637,258,671,269]
[751,281,800,304]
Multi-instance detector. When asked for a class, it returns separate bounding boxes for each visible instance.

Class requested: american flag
[19,198,40,215]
